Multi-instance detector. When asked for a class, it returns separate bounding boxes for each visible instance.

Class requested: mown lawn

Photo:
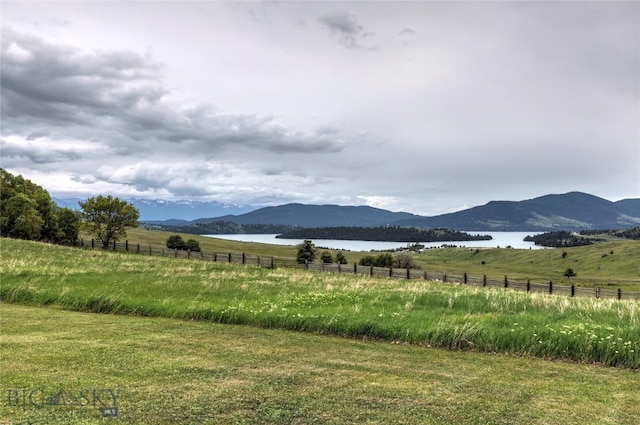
[1,304,639,425]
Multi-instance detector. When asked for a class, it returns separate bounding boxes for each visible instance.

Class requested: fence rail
[78,238,640,301]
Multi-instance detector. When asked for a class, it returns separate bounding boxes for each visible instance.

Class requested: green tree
[1,168,59,241]
[335,252,348,264]
[2,194,42,240]
[564,268,577,279]
[373,253,394,268]
[296,239,316,263]
[79,195,139,248]
[185,239,201,252]
[320,251,333,264]
[56,207,80,245]
[166,234,186,250]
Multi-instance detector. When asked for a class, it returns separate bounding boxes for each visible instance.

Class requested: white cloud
[1,1,638,215]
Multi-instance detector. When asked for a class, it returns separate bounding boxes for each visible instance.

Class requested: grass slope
[1,304,639,425]
[111,228,640,291]
[1,238,638,368]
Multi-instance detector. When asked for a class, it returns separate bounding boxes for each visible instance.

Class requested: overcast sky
[1,1,638,215]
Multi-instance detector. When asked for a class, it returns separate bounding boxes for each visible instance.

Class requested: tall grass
[1,238,638,368]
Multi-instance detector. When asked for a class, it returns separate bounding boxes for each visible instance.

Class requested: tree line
[523,231,600,248]
[278,226,492,242]
[1,168,139,248]
[144,221,298,235]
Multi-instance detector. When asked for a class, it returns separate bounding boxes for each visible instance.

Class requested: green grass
[122,228,640,291]
[411,240,640,291]
[2,238,638,368]
[1,304,639,425]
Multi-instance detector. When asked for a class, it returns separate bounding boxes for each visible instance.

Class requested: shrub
[320,251,333,263]
[185,239,201,252]
[336,252,348,264]
[166,235,186,250]
[393,254,420,269]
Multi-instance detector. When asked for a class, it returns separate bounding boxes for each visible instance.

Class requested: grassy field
[1,304,639,425]
[2,238,638,369]
[122,228,640,291]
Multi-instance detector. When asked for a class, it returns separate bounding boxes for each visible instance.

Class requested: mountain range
[53,192,639,231]
[136,192,639,232]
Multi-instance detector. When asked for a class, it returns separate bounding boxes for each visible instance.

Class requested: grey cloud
[0,138,84,164]
[1,27,347,158]
[318,11,376,50]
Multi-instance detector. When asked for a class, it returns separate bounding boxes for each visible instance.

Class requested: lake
[203,231,546,251]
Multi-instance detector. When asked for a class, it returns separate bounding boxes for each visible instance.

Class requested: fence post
[305,260,309,270]
[389,267,393,278]
[149,245,152,255]
[483,275,487,287]
[125,240,129,251]
[424,271,428,280]
[527,280,531,292]
[464,273,467,284]
[571,285,575,297]
[406,268,410,280]
[504,275,508,288]
[257,256,260,266]
[370,265,373,277]
[618,288,622,300]
[174,248,177,258]
[113,241,116,250]
[228,253,232,263]
[214,253,217,262]
[596,286,600,298]
[91,239,95,249]
[242,253,246,264]
[354,263,357,274]
[271,256,275,269]
[201,251,204,260]
[187,249,191,259]
[549,281,553,294]
[162,249,165,256]
[81,239,84,247]
[443,273,447,283]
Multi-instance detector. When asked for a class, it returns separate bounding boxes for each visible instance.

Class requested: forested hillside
[276,226,492,242]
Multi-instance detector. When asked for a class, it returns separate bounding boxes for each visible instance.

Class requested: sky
[1,1,639,216]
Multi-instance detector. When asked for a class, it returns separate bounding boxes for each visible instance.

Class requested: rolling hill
[395,192,640,231]
[146,192,639,232]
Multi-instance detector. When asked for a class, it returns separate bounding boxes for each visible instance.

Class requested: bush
[320,251,333,263]
[166,235,185,250]
[393,254,420,269]
[336,252,348,264]
[185,239,201,252]
[359,253,394,268]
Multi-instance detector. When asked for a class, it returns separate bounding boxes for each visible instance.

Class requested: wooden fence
[79,239,640,301]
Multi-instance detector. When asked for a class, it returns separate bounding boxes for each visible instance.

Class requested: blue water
[203,231,545,251]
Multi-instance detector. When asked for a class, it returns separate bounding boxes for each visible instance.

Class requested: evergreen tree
[296,239,316,263]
